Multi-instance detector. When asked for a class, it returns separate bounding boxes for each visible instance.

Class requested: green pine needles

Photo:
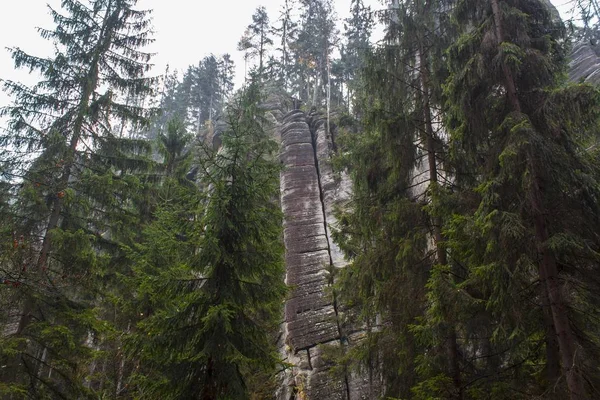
[125,82,286,400]
[0,0,156,397]
[334,0,600,399]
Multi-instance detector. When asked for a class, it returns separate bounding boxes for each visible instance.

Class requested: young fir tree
[0,0,156,396]
[126,80,286,400]
[114,117,197,397]
[432,0,600,397]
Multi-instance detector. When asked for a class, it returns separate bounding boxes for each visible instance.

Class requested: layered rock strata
[277,109,346,399]
[276,109,377,400]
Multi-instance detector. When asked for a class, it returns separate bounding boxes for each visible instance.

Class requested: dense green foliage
[152,54,235,138]
[2,0,600,399]
[0,0,156,397]
[334,0,600,399]
[124,82,286,399]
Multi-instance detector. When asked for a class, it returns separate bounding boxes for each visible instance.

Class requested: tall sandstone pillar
[276,109,376,400]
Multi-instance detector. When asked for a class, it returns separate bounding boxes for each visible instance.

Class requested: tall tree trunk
[13,5,114,390]
[259,32,264,76]
[541,268,562,393]
[418,43,463,399]
[17,86,91,334]
[202,357,217,400]
[490,0,585,397]
[312,68,321,108]
[532,186,585,399]
[490,0,520,113]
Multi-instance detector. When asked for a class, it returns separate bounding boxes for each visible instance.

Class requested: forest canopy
[1,0,600,399]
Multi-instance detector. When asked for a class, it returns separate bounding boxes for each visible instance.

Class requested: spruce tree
[272,0,299,90]
[126,81,286,399]
[0,0,156,396]
[190,55,234,132]
[238,7,274,78]
[440,0,600,397]
[333,0,461,397]
[290,0,338,105]
[340,0,374,107]
[164,55,234,134]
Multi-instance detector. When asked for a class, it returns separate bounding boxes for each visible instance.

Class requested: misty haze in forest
[1,0,600,399]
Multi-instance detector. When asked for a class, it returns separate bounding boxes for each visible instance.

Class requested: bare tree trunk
[312,69,321,108]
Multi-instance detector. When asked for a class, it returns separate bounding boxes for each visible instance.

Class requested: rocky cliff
[570,40,600,84]
[277,109,347,399]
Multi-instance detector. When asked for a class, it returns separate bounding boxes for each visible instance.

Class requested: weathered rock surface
[271,38,599,398]
[570,40,600,84]
[308,115,352,269]
[277,110,347,399]
[275,109,379,400]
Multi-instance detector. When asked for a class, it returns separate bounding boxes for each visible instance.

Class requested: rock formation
[274,108,377,400]
[277,109,345,399]
[570,40,600,84]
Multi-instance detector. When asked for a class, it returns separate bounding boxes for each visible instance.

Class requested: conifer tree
[340,0,374,107]
[170,55,234,134]
[333,0,461,397]
[190,55,220,131]
[238,7,274,77]
[126,80,286,400]
[272,0,299,90]
[218,54,235,101]
[0,0,156,396]
[290,0,338,105]
[150,68,186,138]
[438,0,600,397]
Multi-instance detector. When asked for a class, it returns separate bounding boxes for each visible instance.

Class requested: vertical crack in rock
[307,113,351,400]
[308,116,335,270]
[273,39,596,399]
[278,109,345,400]
[306,349,313,370]
[277,108,375,399]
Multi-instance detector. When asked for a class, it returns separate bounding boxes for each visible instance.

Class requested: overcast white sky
[0,0,575,110]
[0,0,386,109]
